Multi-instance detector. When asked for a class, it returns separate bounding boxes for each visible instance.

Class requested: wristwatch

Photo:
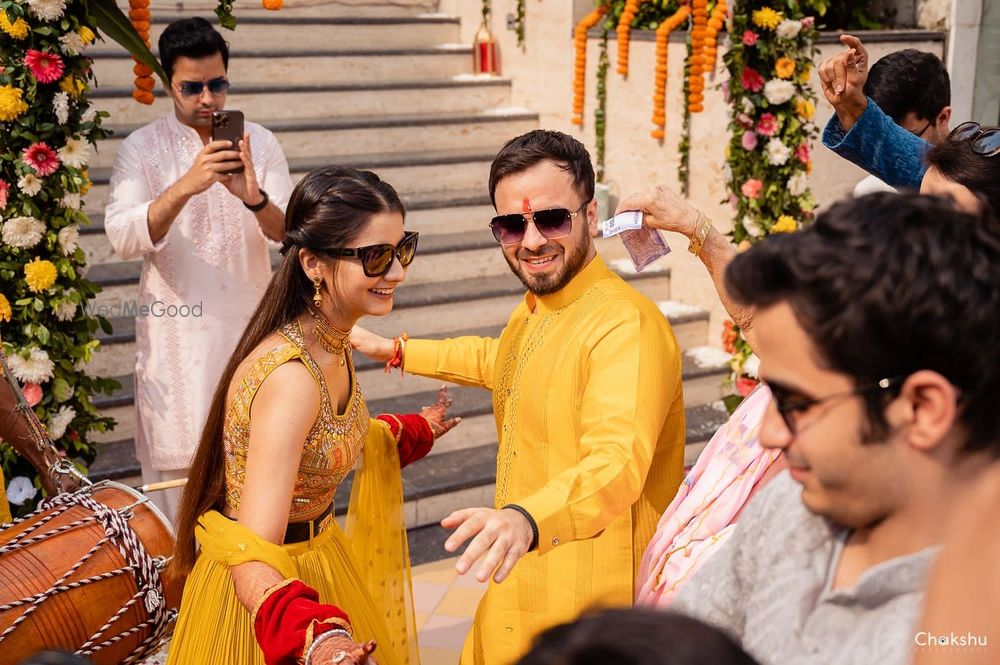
[244,189,269,212]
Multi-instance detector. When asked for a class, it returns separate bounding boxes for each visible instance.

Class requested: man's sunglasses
[948,121,1000,157]
[324,231,419,278]
[767,376,904,436]
[176,77,231,98]
[489,202,588,245]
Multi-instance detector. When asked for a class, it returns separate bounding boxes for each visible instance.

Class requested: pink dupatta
[636,385,784,607]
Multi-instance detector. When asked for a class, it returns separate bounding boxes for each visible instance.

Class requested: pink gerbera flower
[0,179,8,210]
[741,67,764,93]
[23,142,61,176]
[756,112,778,137]
[742,30,759,46]
[796,143,811,163]
[24,50,65,84]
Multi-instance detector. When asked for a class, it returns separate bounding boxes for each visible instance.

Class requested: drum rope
[0,490,174,662]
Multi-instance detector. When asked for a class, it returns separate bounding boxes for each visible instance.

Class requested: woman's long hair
[171,166,405,574]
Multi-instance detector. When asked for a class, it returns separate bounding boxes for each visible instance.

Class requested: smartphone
[211,110,245,174]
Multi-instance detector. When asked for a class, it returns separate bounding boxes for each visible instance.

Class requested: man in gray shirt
[673,192,1000,665]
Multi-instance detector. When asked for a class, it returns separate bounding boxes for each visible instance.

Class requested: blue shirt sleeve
[822,98,929,190]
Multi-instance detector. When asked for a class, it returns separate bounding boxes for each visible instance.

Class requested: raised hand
[420,385,461,439]
[616,185,700,238]
[819,34,870,130]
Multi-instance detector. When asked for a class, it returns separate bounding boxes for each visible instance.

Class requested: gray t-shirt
[673,472,939,665]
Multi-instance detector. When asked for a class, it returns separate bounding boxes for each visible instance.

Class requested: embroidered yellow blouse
[223,321,370,522]
[405,256,687,665]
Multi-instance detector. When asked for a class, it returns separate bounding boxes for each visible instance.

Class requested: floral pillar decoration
[721,1,819,401]
[0,1,152,515]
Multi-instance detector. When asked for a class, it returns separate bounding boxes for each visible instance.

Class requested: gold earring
[312,275,322,308]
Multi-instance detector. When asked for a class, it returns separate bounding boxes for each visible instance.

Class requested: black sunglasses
[489,202,588,245]
[768,376,904,436]
[324,231,419,277]
[948,121,1000,157]
[176,77,231,98]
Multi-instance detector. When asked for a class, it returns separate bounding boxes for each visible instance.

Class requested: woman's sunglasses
[948,121,1000,157]
[176,77,231,98]
[324,231,419,277]
[489,202,588,245]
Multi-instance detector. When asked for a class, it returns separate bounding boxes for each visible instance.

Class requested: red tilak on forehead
[521,197,533,214]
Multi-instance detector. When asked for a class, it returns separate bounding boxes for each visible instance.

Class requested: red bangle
[384,333,408,374]
[252,579,351,665]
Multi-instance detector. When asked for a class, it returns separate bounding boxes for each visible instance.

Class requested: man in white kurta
[103,18,292,520]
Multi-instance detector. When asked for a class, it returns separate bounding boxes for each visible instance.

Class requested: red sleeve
[252,579,352,665]
[376,413,435,468]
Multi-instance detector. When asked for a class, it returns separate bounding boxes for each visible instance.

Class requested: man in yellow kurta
[356,130,686,664]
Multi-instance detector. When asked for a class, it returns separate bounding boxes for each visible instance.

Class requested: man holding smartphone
[105,17,293,520]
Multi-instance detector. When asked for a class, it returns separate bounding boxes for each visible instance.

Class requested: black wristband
[244,188,269,212]
[503,504,539,552]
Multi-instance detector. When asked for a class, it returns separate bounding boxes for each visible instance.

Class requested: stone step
[91,108,535,169]
[143,0,437,19]
[89,400,731,531]
[84,148,505,214]
[91,78,513,128]
[89,46,475,89]
[80,194,496,264]
[93,14,462,53]
[92,292,703,445]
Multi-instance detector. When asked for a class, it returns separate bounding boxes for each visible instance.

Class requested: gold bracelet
[687,212,713,256]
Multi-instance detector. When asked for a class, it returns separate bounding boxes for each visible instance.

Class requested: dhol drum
[0,481,183,664]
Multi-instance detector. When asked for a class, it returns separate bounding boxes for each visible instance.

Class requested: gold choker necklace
[309,308,351,365]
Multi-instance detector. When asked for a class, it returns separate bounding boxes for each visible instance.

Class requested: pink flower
[741,67,764,93]
[742,30,759,46]
[796,142,810,163]
[22,383,43,407]
[802,16,815,28]
[741,178,763,199]
[756,112,778,137]
[741,131,758,151]
[729,193,740,210]
[736,377,760,397]
[24,50,65,84]
[737,112,754,129]
[0,179,8,210]
[22,142,61,176]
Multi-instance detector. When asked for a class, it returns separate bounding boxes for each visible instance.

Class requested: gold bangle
[687,212,713,256]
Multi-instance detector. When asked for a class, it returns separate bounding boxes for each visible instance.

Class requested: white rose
[742,215,763,238]
[48,405,76,440]
[788,172,809,196]
[764,79,796,106]
[766,138,790,166]
[776,19,802,39]
[6,476,38,506]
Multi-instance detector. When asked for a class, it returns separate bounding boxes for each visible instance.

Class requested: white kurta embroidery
[104,114,293,470]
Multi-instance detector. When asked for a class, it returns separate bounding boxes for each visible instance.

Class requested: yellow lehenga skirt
[167,422,420,665]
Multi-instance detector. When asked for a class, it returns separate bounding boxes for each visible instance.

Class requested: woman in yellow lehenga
[167,166,457,665]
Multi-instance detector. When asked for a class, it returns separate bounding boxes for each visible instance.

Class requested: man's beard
[505,238,590,296]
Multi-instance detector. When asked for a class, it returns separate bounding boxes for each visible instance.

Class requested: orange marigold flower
[775,57,796,79]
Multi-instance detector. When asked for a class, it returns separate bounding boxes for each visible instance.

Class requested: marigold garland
[700,0,727,83]
[616,0,641,76]
[687,0,708,113]
[572,5,608,127]
[650,4,690,139]
[129,0,155,104]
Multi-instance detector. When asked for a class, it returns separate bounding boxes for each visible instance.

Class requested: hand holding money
[601,210,671,272]
[616,186,701,238]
